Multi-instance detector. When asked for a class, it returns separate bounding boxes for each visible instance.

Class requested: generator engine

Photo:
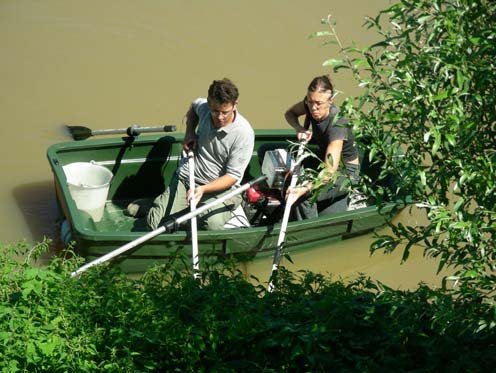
[261,148,293,190]
[242,148,294,225]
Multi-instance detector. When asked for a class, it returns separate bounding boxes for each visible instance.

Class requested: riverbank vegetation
[1,242,495,371]
[1,0,495,370]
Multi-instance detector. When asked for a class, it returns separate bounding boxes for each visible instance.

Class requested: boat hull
[47,130,400,273]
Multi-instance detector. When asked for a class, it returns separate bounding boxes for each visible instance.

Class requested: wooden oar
[71,175,268,278]
[268,140,306,292]
[187,148,200,278]
[66,124,176,141]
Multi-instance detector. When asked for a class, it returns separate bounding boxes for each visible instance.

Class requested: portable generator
[243,148,294,225]
[261,148,293,190]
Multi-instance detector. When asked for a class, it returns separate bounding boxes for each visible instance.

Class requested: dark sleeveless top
[303,99,358,164]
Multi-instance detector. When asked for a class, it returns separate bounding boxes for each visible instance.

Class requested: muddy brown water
[1,0,451,288]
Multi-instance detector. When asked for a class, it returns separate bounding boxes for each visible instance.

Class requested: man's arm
[188,174,237,205]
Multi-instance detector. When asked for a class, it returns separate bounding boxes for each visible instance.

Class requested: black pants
[257,143,360,220]
[292,163,359,220]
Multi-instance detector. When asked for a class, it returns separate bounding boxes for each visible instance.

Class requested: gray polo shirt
[178,98,255,186]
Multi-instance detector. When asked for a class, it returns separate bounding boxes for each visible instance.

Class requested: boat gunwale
[47,129,400,248]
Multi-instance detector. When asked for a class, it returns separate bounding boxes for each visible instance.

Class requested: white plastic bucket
[63,162,113,222]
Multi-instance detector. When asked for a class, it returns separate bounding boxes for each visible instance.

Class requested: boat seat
[224,204,250,229]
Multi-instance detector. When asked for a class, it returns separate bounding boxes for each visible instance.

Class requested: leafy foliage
[3,1,496,370]
[1,242,495,371]
[312,0,496,300]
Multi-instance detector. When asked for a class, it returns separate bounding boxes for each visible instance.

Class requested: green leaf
[333,64,351,72]
[445,275,460,281]
[453,197,465,212]
[417,15,431,24]
[419,171,426,186]
[322,40,338,46]
[322,58,344,67]
[308,31,333,39]
[38,338,59,356]
[401,242,412,263]
[22,280,43,297]
[445,133,456,147]
[464,270,478,279]
[432,133,441,155]
[369,147,377,162]
[353,59,370,68]
[432,90,449,101]
[456,69,464,89]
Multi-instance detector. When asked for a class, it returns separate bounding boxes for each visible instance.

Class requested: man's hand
[183,135,197,152]
[187,185,204,205]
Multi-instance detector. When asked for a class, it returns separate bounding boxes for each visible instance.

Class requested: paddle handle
[71,226,167,278]
[174,176,267,227]
[91,125,176,137]
[188,149,200,277]
[71,175,268,278]
[268,140,306,292]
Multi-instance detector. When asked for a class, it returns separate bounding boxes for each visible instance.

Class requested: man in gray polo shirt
[145,78,254,230]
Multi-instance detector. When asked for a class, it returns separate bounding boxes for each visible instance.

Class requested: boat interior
[51,133,392,234]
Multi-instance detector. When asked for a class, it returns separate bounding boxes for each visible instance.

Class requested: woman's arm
[325,139,344,172]
[287,139,344,200]
[285,101,312,142]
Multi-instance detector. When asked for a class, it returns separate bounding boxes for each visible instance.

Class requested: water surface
[0,0,451,288]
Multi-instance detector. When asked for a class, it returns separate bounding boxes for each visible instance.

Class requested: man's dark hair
[208,78,239,104]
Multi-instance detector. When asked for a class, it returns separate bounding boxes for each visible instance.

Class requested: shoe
[126,198,153,218]
[348,192,367,210]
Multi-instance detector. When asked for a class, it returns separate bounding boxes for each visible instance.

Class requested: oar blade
[66,125,92,141]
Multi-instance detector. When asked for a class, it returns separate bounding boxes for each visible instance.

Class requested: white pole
[71,176,267,278]
[71,227,166,278]
[188,149,200,278]
[268,140,306,292]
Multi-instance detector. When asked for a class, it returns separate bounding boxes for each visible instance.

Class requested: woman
[285,75,360,219]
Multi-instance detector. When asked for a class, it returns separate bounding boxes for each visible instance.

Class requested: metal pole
[268,141,306,292]
[188,149,200,278]
[71,175,267,278]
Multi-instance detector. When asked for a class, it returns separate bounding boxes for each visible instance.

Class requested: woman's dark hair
[208,78,239,104]
[307,75,334,96]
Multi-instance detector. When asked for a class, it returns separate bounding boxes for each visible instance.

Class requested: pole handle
[91,125,176,136]
[268,140,307,291]
[71,175,268,278]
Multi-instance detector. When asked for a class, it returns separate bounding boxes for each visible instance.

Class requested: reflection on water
[11,181,64,259]
[11,181,59,241]
[240,219,451,290]
[1,0,451,289]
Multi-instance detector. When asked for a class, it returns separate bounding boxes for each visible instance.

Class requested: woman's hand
[286,185,310,204]
[297,129,311,143]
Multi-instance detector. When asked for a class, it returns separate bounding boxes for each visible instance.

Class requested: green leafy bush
[312,0,495,300]
[2,1,495,371]
[1,242,495,371]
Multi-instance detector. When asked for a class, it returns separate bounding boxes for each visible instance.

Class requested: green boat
[47,128,401,274]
